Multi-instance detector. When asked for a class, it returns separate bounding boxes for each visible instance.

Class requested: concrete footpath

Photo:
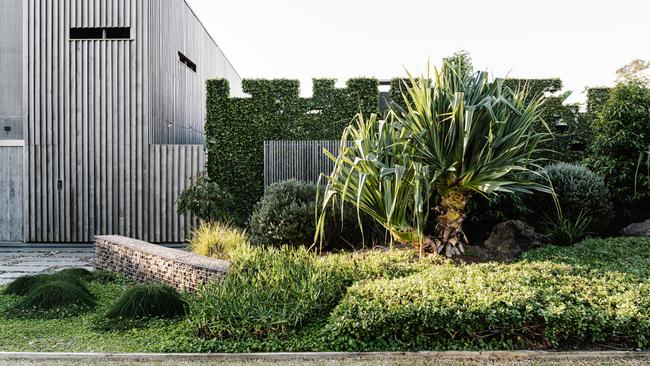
[0,351,649,365]
[0,246,94,284]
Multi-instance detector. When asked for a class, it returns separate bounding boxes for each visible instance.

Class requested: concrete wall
[0,0,23,140]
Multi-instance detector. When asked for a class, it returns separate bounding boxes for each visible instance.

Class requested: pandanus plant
[317,61,551,256]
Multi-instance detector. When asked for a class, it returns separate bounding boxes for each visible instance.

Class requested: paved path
[0,246,94,285]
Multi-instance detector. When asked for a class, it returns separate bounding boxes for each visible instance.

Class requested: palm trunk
[433,189,471,257]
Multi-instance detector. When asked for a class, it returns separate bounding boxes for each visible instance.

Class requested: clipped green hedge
[205,78,380,222]
[326,237,650,351]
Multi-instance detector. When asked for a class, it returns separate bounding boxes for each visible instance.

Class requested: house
[0,0,242,243]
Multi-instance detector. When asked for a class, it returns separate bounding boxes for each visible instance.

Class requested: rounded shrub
[16,280,96,311]
[248,179,365,249]
[4,274,54,297]
[105,284,187,320]
[249,180,317,248]
[528,163,614,233]
[4,271,87,297]
[56,268,94,281]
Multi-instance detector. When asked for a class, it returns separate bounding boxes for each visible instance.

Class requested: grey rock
[622,219,650,237]
[484,220,543,257]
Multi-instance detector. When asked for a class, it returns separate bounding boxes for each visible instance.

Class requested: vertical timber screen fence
[264,141,344,188]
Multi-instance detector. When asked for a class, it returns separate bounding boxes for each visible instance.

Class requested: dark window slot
[105,27,131,39]
[70,27,103,39]
[178,51,197,73]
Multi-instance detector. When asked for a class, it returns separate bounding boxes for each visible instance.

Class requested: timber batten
[5,0,241,243]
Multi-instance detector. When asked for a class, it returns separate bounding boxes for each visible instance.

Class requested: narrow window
[105,27,131,39]
[178,52,197,73]
[70,27,103,40]
[70,27,131,40]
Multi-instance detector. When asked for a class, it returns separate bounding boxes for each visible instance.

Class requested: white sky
[185,0,649,105]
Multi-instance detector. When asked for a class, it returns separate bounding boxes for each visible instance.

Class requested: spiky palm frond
[396,64,551,197]
[317,113,432,246]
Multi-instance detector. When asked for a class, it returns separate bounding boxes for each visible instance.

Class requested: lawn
[1,237,650,353]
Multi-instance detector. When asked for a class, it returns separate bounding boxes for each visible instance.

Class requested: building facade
[0,0,241,243]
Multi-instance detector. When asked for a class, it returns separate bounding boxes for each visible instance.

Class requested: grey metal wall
[0,0,24,140]
[148,0,242,144]
[264,141,343,188]
[23,0,229,243]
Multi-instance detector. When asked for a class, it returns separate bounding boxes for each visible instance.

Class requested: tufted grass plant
[105,284,188,321]
[4,274,56,297]
[12,279,96,313]
[189,221,249,259]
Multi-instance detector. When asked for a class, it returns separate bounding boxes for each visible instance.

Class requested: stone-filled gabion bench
[95,235,229,292]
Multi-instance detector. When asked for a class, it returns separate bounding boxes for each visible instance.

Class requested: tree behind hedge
[586,81,650,223]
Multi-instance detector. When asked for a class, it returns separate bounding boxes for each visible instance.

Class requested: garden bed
[2,237,650,353]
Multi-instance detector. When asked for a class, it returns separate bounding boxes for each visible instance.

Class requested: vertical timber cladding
[25,0,218,243]
[147,0,242,145]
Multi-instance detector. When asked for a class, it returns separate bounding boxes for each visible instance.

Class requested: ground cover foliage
[3,237,650,352]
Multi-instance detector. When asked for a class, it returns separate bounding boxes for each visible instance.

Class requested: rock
[622,219,650,237]
[484,220,543,257]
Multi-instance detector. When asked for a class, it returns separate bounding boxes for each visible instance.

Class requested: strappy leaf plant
[318,60,551,256]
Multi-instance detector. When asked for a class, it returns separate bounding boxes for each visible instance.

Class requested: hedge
[205,78,380,222]
[205,77,586,222]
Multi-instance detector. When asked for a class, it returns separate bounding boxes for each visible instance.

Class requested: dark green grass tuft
[4,270,88,297]
[14,279,96,312]
[4,274,54,296]
[56,268,94,281]
[105,284,187,321]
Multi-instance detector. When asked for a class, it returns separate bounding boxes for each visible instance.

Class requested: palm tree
[318,60,551,256]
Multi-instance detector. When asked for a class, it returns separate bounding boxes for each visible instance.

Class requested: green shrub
[105,284,187,320]
[205,78,380,223]
[177,174,236,224]
[56,268,94,281]
[4,275,55,297]
[189,221,248,259]
[4,271,88,297]
[14,280,96,312]
[249,179,363,249]
[586,81,650,222]
[249,180,317,248]
[528,163,613,234]
[191,246,439,340]
[327,238,650,351]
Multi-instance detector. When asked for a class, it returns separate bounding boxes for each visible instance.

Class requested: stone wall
[95,235,229,292]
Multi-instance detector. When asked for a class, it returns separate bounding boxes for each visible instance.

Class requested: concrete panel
[0,0,24,140]
[0,146,24,242]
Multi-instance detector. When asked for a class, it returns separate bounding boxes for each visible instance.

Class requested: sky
[185,0,649,105]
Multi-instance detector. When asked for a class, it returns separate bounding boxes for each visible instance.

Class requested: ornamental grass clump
[105,284,187,321]
[4,270,88,297]
[189,221,249,259]
[14,279,96,312]
[318,60,550,256]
